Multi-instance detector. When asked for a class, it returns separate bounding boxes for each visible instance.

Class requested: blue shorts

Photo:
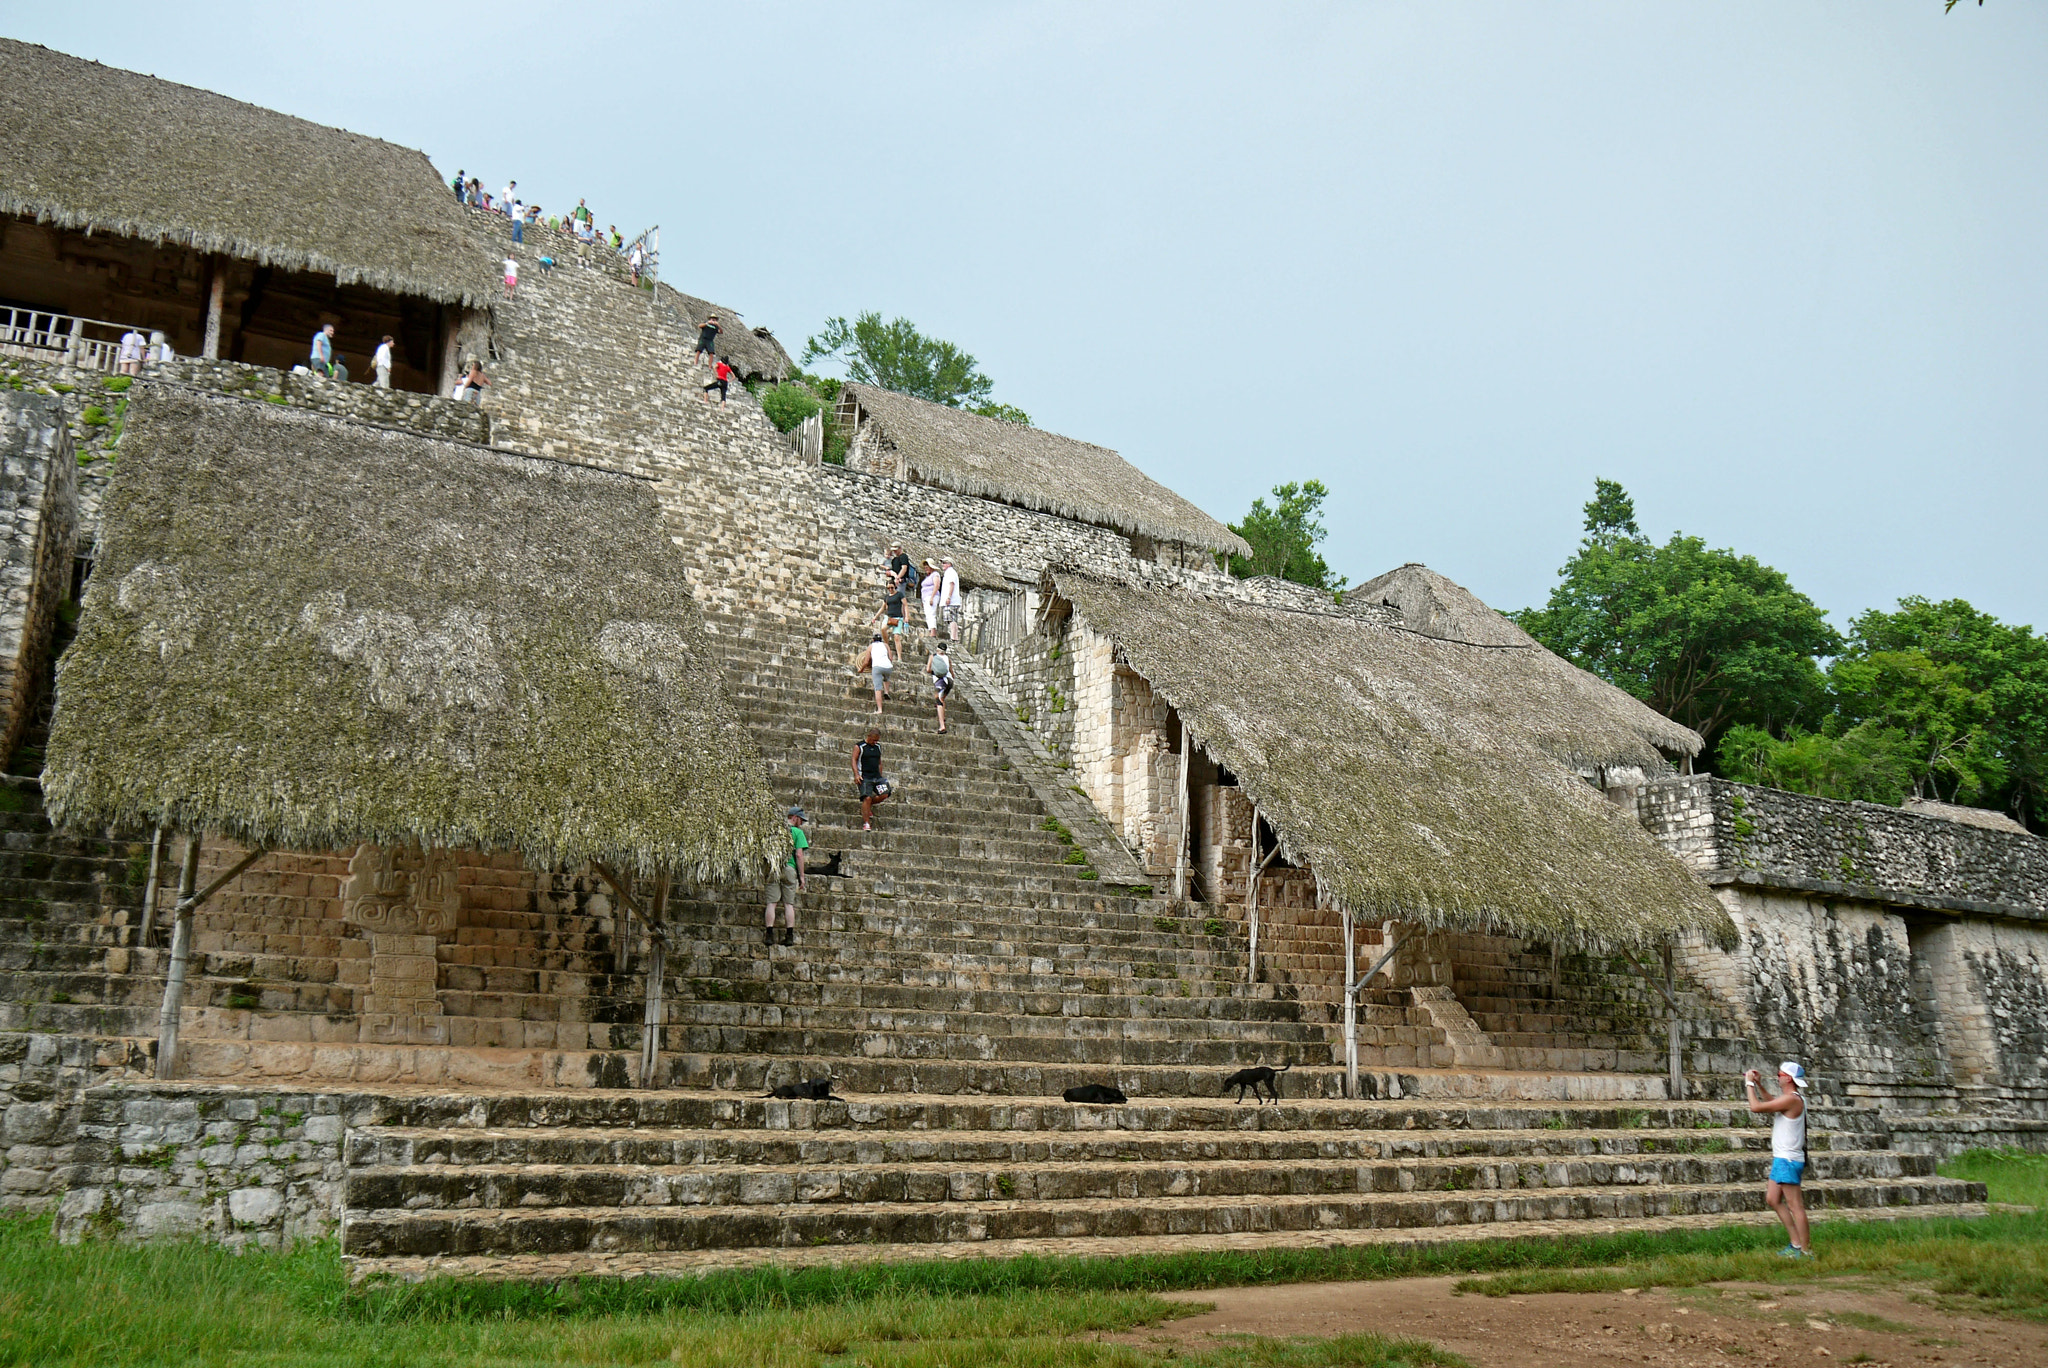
[1769,1157,1805,1186]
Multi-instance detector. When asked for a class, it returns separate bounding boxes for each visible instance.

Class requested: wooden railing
[0,307,152,373]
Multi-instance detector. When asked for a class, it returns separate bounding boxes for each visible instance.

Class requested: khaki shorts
[769,862,801,904]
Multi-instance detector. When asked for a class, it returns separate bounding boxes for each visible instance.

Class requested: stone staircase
[334,1090,1987,1275]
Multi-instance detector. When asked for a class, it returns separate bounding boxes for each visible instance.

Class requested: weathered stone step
[344,1121,1854,1170]
[338,1175,1984,1257]
[341,1201,1999,1282]
[345,1146,1933,1215]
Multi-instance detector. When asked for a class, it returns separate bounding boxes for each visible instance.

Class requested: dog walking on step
[1221,1062,1290,1105]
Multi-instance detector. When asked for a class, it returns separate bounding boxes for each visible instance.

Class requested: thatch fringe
[1052,570,1733,950]
[841,385,1251,558]
[44,386,782,881]
[1,41,497,308]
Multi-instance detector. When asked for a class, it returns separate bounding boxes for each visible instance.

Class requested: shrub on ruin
[759,382,822,434]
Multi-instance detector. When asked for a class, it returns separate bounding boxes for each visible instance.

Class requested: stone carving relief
[342,843,462,935]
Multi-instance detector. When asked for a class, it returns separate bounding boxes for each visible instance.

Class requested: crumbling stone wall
[50,1086,366,1249]
[0,393,76,760]
[1644,776,2048,1115]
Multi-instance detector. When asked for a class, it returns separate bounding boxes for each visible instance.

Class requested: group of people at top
[452,170,626,254]
[860,544,964,725]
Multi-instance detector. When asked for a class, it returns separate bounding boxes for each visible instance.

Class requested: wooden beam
[136,826,166,947]
[1172,726,1190,902]
[154,840,267,1080]
[591,862,641,975]
[202,261,225,359]
[639,871,672,1087]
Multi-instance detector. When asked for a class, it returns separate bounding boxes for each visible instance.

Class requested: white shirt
[1771,1099,1806,1161]
[921,571,940,606]
[501,185,516,210]
[371,341,393,371]
[939,567,961,606]
[504,257,518,280]
[870,640,892,671]
[118,330,146,361]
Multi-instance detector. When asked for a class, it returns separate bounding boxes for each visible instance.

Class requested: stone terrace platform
[40,1081,1986,1273]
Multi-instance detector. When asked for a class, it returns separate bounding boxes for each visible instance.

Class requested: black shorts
[859,778,891,800]
[933,674,953,697]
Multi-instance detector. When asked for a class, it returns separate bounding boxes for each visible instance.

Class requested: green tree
[801,313,1001,411]
[1514,479,1840,753]
[1226,480,1346,590]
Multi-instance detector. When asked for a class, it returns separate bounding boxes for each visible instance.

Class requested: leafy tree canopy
[1513,480,1840,753]
[801,313,1027,423]
[1227,480,1346,591]
[1722,598,2048,828]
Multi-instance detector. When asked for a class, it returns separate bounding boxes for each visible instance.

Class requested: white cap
[1778,1061,1808,1090]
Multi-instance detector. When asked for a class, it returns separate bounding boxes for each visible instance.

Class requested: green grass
[0,1214,1460,1368]
[1941,1146,2048,1209]
[1452,1210,2048,1322]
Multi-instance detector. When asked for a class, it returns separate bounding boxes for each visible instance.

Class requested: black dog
[809,851,848,878]
[1063,1083,1128,1105]
[1221,1063,1291,1105]
[765,1077,841,1101]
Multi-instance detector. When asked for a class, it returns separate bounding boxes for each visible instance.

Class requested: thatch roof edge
[1,192,487,308]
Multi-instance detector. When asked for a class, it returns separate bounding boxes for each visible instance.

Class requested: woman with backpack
[928,643,953,734]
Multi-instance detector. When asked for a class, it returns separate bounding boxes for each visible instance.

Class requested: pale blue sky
[5,2,2041,629]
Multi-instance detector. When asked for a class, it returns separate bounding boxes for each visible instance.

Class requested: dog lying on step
[809,851,849,878]
[764,1078,842,1101]
[1221,1063,1290,1105]
[1063,1083,1127,1105]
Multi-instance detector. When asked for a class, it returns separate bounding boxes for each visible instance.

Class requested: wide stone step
[345,1146,1930,1216]
[342,1201,2001,1281]
[344,1121,1857,1170]
[338,1175,1985,1257]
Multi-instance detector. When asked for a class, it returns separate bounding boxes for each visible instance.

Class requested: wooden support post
[1327,873,1357,1100]
[154,841,267,1079]
[1172,726,1190,903]
[136,826,166,947]
[639,871,672,1087]
[1621,944,1686,1102]
[1245,806,1280,986]
[154,836,201,1079]
[1664,943,1684,1101]
[202,261,225,359]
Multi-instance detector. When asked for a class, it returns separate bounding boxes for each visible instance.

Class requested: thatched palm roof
[44,387,781,879]
[0,40,496,306]
[839,385,1250,558]
[1353,563,1538,648]
[1052,570,1731,948]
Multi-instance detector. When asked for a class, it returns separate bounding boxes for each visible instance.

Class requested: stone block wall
[50,1086,366,1249]
[1639,775,2048,918]
[0,392,76,760]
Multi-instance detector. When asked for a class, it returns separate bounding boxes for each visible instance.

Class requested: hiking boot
[762,926,775,947]
[779,926,794,947]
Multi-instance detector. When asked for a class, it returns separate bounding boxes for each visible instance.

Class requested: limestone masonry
[0,41,2034,1270]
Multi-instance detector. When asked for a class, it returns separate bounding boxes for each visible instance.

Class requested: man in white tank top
[1745,1061,1810,1258]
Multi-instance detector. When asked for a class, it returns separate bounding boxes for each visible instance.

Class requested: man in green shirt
[765,806,808,948]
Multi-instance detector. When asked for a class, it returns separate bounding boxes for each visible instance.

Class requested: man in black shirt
[851,729,889,832]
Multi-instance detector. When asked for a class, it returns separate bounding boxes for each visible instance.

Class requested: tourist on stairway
[938,556,963,643]
[117,326,147,376]
[694,315,721,365]
[852,730,890,832]
[865,631,894,714]
[928,643,953,733]
[918,559,941,640]
[765,806,807,947]
[503,254,519,299]
[700,356,734,405]
[371,335,394,390]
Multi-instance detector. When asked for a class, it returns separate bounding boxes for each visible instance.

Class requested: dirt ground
[1106,1274,2048,1368]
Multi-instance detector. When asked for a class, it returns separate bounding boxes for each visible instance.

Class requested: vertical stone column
[342,844,461,1045]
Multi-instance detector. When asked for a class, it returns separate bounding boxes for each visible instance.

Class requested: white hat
[1778,1061,1808,1090]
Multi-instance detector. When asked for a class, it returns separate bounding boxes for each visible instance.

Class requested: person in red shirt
[700,356,734,404]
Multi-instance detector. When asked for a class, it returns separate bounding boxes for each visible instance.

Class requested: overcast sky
[7,2,2041,629]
